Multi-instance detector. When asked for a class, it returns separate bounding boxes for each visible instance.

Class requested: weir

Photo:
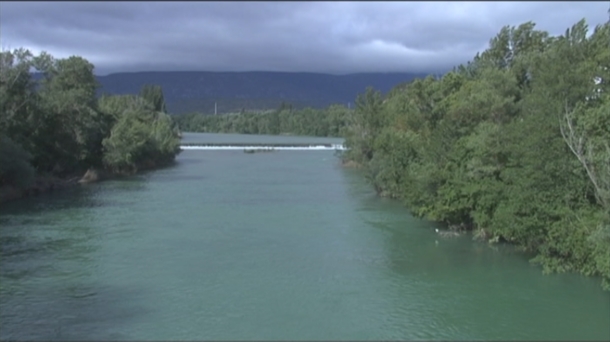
[180,142,347,151]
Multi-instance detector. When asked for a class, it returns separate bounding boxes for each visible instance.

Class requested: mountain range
[51,71,431,114]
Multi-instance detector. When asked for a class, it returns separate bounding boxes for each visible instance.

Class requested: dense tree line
[0,49,181,190]
[341,20,610,289]
[174,103,351,137]
[170,98,313,116]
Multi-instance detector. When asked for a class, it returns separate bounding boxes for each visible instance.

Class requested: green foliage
[342,19,610,290]
[174,103,352,138]
[0,48,39,154]
[0,48,181,185]
[102,102,181,174]
[0,134,35,188]
[35,56,104,171]
[140,84,167,113]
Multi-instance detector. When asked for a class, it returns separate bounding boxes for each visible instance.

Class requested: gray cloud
[0,1,607,75]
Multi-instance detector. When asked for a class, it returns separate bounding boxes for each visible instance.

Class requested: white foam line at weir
[180,145,347,151]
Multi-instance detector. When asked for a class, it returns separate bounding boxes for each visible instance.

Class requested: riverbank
[0,159,177,205]
[1,176,76,204]
[339,157,610,290]
[0,169,101,204]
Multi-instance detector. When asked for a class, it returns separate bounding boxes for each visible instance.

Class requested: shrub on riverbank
[0,49,181,193]
[341,19,610,289]
[100,93,181,174]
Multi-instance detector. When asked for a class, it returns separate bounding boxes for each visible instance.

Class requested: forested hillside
[339,20,610,289]
[1,49,181,200]
[92,71,428,114]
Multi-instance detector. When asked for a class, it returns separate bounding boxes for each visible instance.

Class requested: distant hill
[34,71,430,114]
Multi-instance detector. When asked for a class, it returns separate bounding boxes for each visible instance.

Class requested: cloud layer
[1,1,607,75]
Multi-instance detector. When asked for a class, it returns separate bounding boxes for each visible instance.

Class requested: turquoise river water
[1,133,609,341]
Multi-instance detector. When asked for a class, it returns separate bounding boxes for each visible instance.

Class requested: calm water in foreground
[1,133,609,341]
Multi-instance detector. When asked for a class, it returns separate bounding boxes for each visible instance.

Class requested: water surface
[1,133,609,341]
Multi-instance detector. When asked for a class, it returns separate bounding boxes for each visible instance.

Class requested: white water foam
[180,145,346,151]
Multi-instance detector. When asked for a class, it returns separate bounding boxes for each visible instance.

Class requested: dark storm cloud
[0,1,607,75]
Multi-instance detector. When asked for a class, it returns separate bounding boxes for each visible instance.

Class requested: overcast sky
[1,1,608,75]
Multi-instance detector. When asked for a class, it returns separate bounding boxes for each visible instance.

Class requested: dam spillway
[180,142,347,151]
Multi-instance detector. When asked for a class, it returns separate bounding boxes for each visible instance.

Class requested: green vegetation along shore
[0,49,181,203]
[174,103,352,138]
[177,19,610,290]
[345,19,610,289]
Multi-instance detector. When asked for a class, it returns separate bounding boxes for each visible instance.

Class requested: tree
[140,84,167,113]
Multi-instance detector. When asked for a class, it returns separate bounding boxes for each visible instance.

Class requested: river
[1,133,609,341]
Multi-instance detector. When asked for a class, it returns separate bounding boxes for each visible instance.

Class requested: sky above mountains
[1,1,608,75]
